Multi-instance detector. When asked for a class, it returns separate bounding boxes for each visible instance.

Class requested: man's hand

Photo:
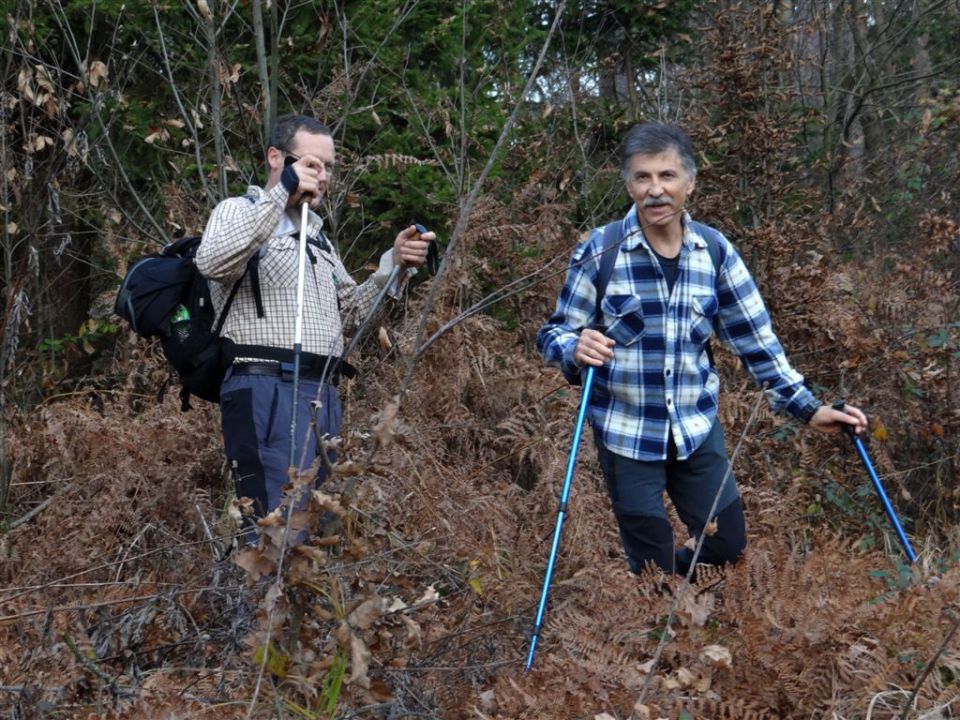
[808,403,868,435]
[285,155,329,209]
[574,328,615,367]
[393,225,435,269]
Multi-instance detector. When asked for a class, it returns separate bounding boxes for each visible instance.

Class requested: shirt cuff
[372,249,415,299]
[561,336,582,373]
[792,393,822,424]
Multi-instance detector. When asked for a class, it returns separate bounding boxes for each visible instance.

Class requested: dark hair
[268,114,332,152]
[621,122,697,179]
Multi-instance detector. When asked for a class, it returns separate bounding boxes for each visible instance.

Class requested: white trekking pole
[288,200,310,469]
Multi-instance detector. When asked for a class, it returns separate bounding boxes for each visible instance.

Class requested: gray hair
[268,114,332,153]
[620,122,697,179]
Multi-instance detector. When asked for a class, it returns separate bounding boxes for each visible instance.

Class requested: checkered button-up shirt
[536,206,821,461]
[196,183,397,360]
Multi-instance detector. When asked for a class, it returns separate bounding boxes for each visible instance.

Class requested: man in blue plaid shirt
[537,123,867,575]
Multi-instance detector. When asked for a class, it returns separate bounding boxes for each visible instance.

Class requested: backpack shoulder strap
[593,221,624,326]
[690,220,723,282]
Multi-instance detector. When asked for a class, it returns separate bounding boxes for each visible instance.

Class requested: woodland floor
[3,206,960,720]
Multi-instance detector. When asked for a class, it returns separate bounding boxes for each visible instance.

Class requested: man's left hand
[808,403,868,435]
[394,225,435,269]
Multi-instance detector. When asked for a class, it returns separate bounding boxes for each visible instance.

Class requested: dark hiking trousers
[219,365,342,540]
[596,421,746,575]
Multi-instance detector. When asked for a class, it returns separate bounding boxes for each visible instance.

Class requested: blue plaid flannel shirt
[536,207,821,461]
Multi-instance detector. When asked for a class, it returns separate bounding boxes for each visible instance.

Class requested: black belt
[232,361,345,385]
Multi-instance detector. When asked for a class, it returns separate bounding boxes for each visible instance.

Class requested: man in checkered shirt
[196,114,433,534]
[537,122,867,575]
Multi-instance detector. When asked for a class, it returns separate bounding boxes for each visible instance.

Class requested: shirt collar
[620,206,706,252]
[245,184,327,236]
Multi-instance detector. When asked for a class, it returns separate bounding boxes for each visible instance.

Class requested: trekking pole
[288,201,311,469]
[340,224,431,365]
[526,364,596,671]
[832,400,917,563]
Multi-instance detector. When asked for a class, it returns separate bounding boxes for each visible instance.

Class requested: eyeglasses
[282,151,335,175]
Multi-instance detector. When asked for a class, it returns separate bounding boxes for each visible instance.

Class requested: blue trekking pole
[832,400,917,563]
[526,365,596,671]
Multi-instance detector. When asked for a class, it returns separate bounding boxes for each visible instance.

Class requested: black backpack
[564,219,723,385]
[114,237,246,410]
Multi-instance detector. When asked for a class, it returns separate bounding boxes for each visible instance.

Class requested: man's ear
[266,146,284,172]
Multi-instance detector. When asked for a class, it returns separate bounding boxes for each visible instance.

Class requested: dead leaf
[373,398,399,448]
[478,689,497,714]
[700,644,733,670]
[703,519,718,536]
[594,714,617,720]
[676,667,696,688]
[6,222,17,236]
[87,60,108,88]
[385,597,408,613]
[872,421,889,441]
[377,325,392,351]
[234,547,274,583]
[347,597,383,630]
[677,590,714,627]
[415,584,440,606]
[144,127,170,145]
[17,66,35,103]
[330,460,368,477]
[401,615,422,648]
[348,633,371,688]
[310,490,346,516]
[197,0,213,21]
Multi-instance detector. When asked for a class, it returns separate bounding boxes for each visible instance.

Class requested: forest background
[2,0,960,718]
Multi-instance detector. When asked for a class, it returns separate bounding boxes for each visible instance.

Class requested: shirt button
[666,398,672,406]
[665,369,671,376]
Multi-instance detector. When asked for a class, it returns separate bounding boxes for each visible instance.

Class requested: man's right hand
[574,328,615,367]
[285,155,328,209]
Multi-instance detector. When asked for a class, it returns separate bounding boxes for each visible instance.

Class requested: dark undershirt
[651,247,680,296]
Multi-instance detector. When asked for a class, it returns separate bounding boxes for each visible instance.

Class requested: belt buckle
[280,361,294,381]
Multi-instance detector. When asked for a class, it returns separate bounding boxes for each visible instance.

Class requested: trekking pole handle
[831,399,856,438]
[339,223,430,365]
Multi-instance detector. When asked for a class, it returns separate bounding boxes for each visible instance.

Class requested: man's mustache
[643,197,673,207]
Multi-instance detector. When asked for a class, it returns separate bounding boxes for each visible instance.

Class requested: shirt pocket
[689,294,718,344]
[257,236,299,288]
[600,293,645,347]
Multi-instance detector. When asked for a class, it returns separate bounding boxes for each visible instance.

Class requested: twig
[398,0,568,400]
[202,0,228,198]
[636,388,768,705]
[8,495,55,530]
[0,586,218,624]
[251,0,272,139]
[152,3,214,206]
[0,538,224,604]
[62,633,136,698]
[898,611,960,720]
